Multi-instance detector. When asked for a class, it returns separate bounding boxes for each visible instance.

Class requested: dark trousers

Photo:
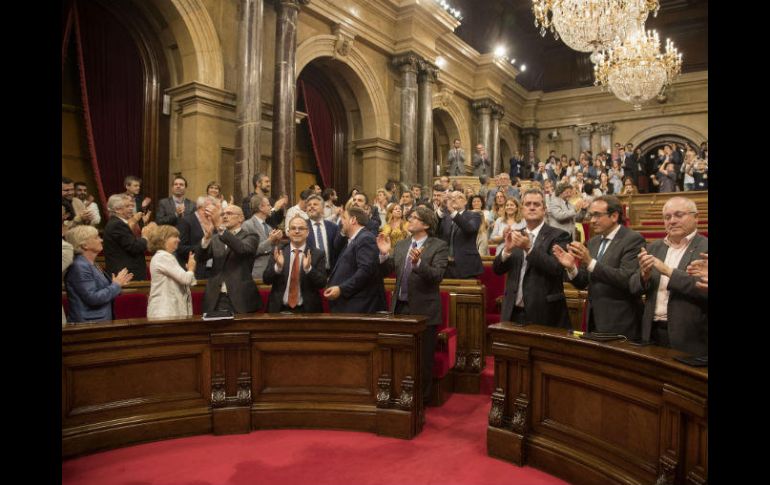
[395,300,438,405]
[214,292,235,313]
[651,321,671,348]
[509,305,528,325]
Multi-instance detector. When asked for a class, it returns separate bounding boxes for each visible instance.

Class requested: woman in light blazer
[147,225,197,318]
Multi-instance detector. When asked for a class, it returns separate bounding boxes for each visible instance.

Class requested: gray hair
[663,196,697,214]
[65,225,98,254]
[107,194,132,215]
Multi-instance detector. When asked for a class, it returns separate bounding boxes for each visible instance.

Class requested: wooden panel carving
[486,323,707,485]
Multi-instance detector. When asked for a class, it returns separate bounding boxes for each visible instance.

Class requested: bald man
[197,204,262,314]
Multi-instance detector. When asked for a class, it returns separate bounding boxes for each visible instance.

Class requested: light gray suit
[242,215,276,279]
[628,234,708,354]
[447,148,465,176]
[547,197,584,240]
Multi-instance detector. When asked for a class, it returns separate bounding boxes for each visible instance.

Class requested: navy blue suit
[262,243,328,312]
[440,210,484,278]
[307,219,339,270]
[327,228,386,313]
[65,255,122,323]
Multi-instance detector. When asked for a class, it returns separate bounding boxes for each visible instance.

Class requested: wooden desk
[63,314,426,457]
[486,323,707,485]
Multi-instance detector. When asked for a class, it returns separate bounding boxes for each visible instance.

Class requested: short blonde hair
[147,225,180,252]
[65,225,98,254]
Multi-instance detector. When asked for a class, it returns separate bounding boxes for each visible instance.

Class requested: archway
[432,108,461,175]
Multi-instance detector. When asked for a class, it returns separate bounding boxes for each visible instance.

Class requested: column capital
[392,52,422,73]
[417,61,439,83]
[595,122,615,135]
[491,103,505,119]
[521,127,539,139]
[472,98,496,114]
[573,124,595,137]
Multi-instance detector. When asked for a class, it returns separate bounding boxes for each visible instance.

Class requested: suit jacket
[494,224,571,328]
[327,228,386,313]
[102,216,148,280]
[472,153,491,177]
[440,210,484,278]
[65,255,121,323]
[177,212,208,279]
[447,148,465,176]
[306,218,340,270]
[509,157,524,180]
[242,192,285,226]
[155,197,195,226]
[262,243,327,312]
[381,237,448,326]
[570,226,646,338]
[242,215,278,279]
[629,234,708,355]
[197,229,261,314]
[547,197,583,239]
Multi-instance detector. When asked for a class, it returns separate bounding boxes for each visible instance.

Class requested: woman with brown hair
[147,225,197,318]
[489,197,525,249]
[207,181,233,209]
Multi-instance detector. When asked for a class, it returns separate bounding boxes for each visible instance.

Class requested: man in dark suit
[553,196,646,339]
[508,151,524,181]
[102,194,155,281]
[306,194,339,271]
[324,206,386,313]
[629,197,708,355]
[262,216,327,313]
[178,196,219,279]
[155,175,195,226]
[494,188,572,328]
[438,190,483,279]
[377,206,448,404]
[197,205,261,314]
[241,173,288,225]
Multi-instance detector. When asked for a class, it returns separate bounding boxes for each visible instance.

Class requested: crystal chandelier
[532,0,660,63]
[593,27,683,110]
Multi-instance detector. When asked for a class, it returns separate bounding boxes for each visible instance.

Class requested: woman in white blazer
[147,225,197,318]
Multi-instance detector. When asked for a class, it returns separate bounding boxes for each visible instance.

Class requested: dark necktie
[315,222,325,254]
[287,249,301,308]
[263,221,271,237]
[399,241,418,301]
[596,237,609,262]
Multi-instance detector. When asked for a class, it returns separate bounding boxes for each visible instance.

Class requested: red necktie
[287,249,300,308]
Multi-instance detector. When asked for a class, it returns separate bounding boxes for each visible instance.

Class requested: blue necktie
[596,237,609,262]
[399,241,418,301]
[314,222,325,254]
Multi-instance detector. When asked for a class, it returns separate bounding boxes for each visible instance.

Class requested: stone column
[574,124,595,154]
[490,104,504,176]
[271,0,310,203]
[595,122,615,156]
[392,53,421,184]
[234,0,265,203]
[472,99,493,159]
[417,61,437,189]
[521,127,539,167]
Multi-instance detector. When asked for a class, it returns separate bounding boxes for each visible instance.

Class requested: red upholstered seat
[488,246,496,256]
[113,293,149,319]
[478,264,505,326]
[62,295,69,316]
[192,290,205,315]
[258,289,270,312]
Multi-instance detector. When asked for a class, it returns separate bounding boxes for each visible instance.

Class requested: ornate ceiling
[451,0,707,92]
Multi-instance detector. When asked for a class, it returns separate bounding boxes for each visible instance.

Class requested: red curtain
[299,79,333,188]
[70,0,144,216]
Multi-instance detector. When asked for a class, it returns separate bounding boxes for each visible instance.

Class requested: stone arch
[432,93,471,150]
[296,35,389,139]
[499,123,519,169]
[628,123,707,151]
[146,0,225,88]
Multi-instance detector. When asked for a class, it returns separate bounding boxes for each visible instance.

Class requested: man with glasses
[553,195,646,339]
[438,191,483,279]
[629,197,708,354]
[494,188,571,327]
[377,207,448,405]
[198,205,261,314]
[263,216,327,313]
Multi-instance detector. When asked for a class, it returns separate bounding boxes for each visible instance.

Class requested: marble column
[521,127,540,166]
[392,53,421,184]
[472,99,493,159]
[490,104,504,176]
[595,122,615,155]
[574,124,595,154]
[417,61,437,188]
[271,0,310,203]
[234,0,265,203]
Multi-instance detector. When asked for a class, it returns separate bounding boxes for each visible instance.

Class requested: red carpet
[63,394,567,485]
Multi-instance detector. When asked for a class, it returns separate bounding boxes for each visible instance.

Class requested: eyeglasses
[288,226,308,232]
[663,211,696,221]
[586,212,608,219]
